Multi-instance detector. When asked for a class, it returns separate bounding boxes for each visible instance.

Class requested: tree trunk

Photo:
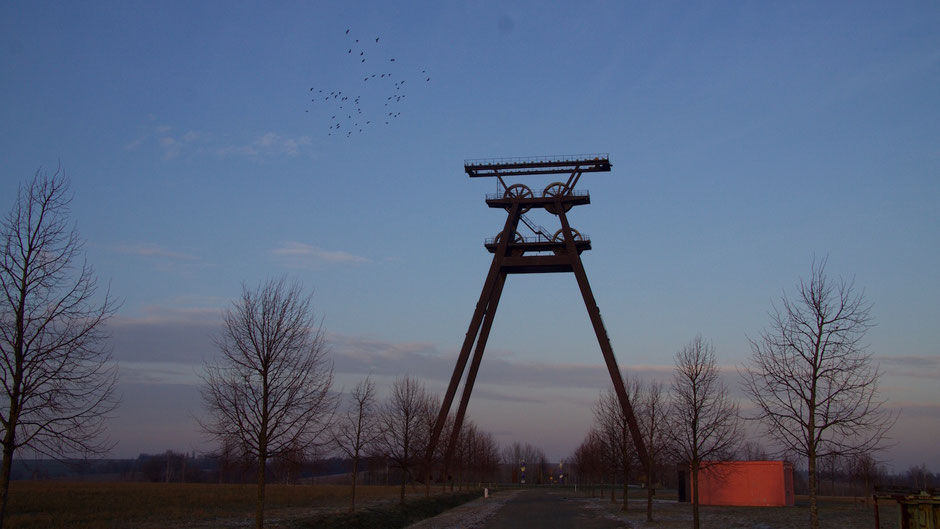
[622,464,628,511]
[646,459,654,522]
[692,464,700,529]
[0,441,15,529]
[350,454,359,512]
[611,471,616,503]
[399,471,406,505]
[256,453,266,529]
[808,424,819,529]
[808,451,819,528]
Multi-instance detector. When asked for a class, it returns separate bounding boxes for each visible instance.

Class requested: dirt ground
[569,490,896,529]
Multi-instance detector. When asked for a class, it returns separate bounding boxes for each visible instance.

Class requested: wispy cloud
[217,132,312,158]
[271,241,369,268]
[328,333,674,390]
[108,306,223,371]
[878,354,940,380]
[114,243,198,260]
[123,122,310,160]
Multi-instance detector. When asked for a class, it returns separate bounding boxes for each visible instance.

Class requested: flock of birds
[305,29,431,138]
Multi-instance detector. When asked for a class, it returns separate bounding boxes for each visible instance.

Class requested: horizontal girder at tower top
[485,192,590,209]
[464,153,611,178]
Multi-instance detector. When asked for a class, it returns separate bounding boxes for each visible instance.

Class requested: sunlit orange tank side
[682,460,795,507]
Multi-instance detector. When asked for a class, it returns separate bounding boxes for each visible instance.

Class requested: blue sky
[1,1,938,471]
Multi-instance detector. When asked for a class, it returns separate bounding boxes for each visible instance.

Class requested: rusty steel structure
[426,154,649,482]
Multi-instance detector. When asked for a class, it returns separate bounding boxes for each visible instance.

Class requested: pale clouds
[108,305,222,369]
[123,124,210,160]
[270,241,369,268]
[114,242,198,260]
[216,132,312,158]
[328,332,672,390]
[123,123,310,160]
[878,354,940,380]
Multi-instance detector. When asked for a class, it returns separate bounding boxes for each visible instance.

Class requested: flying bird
[346,29,349,34]
[390,58,395,62]
[375,37,379,42]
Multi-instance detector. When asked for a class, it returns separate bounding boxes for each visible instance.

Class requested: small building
[677,460,794,507]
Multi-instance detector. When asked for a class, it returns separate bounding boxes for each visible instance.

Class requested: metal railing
[465,153,609,166]
[485,189,589,201]
[484,233,590,245]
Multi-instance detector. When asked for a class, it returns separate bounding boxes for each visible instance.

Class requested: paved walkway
[480,489,626,529]
[407,489,629,529]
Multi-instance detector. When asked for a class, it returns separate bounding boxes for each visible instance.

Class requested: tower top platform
[464,153,611,178]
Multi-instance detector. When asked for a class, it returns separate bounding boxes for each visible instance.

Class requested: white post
[485,487,489,498]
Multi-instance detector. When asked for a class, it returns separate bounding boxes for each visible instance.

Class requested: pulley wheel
[551,228,582,243]
[503,183,534,214]
[543,182,572,215]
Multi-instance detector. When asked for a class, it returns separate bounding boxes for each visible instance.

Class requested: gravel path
[406,489,522,529]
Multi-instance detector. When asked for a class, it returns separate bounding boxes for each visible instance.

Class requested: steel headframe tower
[426,154,649,482]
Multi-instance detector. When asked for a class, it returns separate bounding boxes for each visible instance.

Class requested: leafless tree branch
[200,277,335,529]
[740,259,895,529]
[0,169,119,528]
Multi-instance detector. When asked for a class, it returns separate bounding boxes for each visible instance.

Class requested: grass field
[3,481,462,529]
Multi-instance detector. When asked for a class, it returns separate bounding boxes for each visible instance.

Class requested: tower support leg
[442,271,506,479]
[558,210,650,464]
[426,205,521,483]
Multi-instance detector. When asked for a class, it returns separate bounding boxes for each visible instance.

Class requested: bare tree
[667,335,740,529]
[907,463,929,491]
[570,429,606,496]
[377,375,427,504]
[741,260,894,529]
[594,384,639,509]
[463,424,500,485]
[418,391,442,495]
[333,376,378,512]
[201,278,335,529]
[501,441,546,485]
[0,169,119,528]
[848,452,881,498]
[637,379,668,522]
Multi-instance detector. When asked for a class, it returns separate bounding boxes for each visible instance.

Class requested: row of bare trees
[571,338,734,528]
[197,275,505,528]
[570,260,896,529]
[339,374,501,507]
